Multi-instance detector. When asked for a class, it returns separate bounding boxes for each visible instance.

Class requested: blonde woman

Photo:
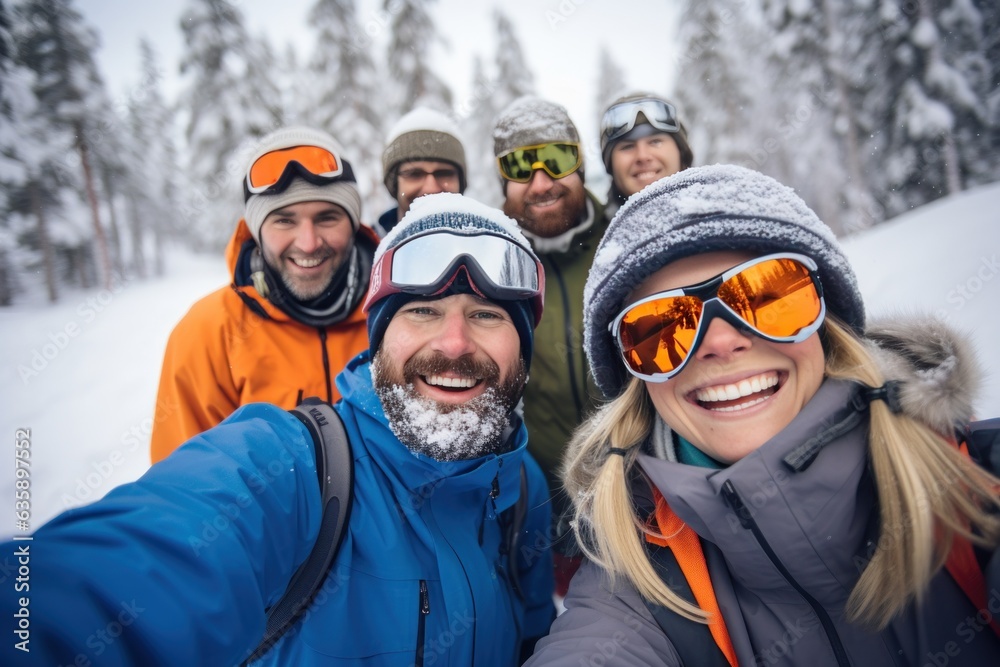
[526,165,1000,666]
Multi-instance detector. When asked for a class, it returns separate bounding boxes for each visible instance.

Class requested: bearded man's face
[371,294,527,461]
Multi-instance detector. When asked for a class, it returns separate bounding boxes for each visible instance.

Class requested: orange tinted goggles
[609,253,826,382]
[245,145,343,195]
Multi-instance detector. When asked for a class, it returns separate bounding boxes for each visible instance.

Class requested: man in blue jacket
[2,193,555,666]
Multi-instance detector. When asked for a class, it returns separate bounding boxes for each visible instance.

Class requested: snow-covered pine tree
[177,0,283,249]
[673,0,769,171]
[306,0,386,222]
[384,0,452,115]
[875,0,998,217]
[12,0,116,289]
[0,0,50,304]
[125,39,180,278]
[594,47,627,119]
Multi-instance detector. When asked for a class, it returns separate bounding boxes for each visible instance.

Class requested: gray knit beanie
[244,126,362,243]
[492,96,584,179]
[382,108,467,198]
[584,164,866,398]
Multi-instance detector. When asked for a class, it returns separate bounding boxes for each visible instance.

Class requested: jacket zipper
[721,480,851,666]
[545,258,583,421]
[415,579,429,667]
[317,328,332,403]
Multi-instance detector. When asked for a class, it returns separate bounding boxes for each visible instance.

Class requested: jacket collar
[639,378,875,604]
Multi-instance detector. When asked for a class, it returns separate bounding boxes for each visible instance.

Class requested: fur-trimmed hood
[865,314,983,434]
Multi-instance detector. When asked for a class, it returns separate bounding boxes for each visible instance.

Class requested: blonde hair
[565,317,1000,628]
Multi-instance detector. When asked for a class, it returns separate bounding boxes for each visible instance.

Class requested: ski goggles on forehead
[601,98,680,146]
[364,229,545,323]
[609,253,826,382]
[245,145,344,196]
[497,142,582,182]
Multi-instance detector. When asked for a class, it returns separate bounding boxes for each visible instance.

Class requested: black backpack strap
[963,418,1000,474]
[243,398,354,664]
[643,543,730,667]
[504,464,529,601]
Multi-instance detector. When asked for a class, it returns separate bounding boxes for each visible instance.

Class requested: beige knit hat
[243,126,362,243]
[382,108,467,198]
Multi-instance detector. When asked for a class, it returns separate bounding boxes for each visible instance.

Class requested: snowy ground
[1,183,999,536]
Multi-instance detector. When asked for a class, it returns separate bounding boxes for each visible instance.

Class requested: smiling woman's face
[633,251,827,464]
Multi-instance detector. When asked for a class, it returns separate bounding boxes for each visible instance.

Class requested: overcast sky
[78,0,683,154]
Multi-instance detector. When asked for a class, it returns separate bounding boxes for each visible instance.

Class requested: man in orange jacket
[150,126,378,462]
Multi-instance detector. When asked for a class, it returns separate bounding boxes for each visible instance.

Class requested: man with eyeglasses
[492,96,610,596]
[376,107,467,237]
[5,195,555,667]
[150,126,379,462]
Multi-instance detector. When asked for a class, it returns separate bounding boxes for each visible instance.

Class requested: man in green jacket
[493,96,610,595]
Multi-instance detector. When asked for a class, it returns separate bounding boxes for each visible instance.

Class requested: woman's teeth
[694,372,779,411]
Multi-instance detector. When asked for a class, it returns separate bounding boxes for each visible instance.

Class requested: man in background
[150,126,378,462]
[493,96,612,595]
[375,107,467,237]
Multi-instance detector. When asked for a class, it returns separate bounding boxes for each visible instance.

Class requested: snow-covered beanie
[600,92,694,174]
[492,96,584,187]
[584,164,866,399]
[244,126,363,243]
[382,108,467,198]
[366,193,540,369]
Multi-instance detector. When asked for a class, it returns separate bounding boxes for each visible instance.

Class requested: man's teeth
[695,373,778,403]
[293,257,323,268]
[426,375,477,389]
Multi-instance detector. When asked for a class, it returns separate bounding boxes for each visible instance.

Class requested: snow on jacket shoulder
[149,219,373,463]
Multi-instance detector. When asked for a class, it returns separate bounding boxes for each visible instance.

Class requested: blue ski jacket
[2,352,555,666]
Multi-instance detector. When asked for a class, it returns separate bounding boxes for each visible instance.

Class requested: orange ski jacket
[149,220,374,462]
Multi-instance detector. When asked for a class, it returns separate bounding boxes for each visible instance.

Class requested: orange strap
[646,489,738,667]
[942,440,1000,638]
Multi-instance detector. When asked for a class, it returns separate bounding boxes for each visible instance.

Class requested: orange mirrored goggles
[608,253,826,382]
[245,145,344,196]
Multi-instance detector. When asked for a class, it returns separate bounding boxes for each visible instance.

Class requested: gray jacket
[527,318,1000,666]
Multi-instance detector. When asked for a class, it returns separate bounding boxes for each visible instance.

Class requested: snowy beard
[371,351,527,462]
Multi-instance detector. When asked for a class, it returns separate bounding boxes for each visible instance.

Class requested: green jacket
[522,191,608,487]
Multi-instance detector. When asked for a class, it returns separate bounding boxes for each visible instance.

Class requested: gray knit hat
[382,108,467,198]
[492,96,584,179]
[244,126,362,243]
[584,164,866,398]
